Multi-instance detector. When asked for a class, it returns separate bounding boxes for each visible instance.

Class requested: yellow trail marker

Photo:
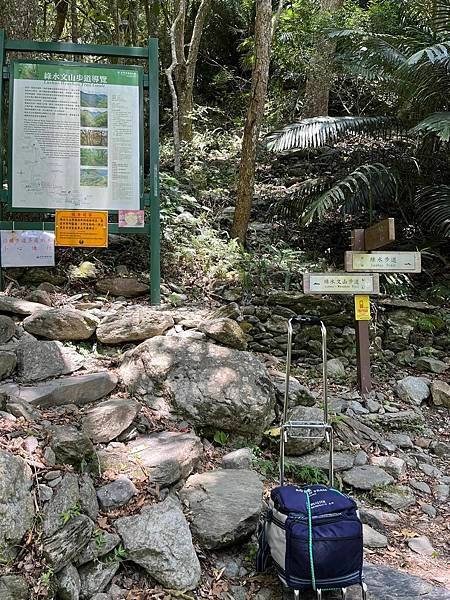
[355,295,371,321]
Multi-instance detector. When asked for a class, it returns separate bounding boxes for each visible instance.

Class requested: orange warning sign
[355,295,371,321]
[55,210,108,248]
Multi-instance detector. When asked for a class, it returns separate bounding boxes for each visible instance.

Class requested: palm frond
[410,112,450,141]
[415,185,450,237]
[274,177,332,217]
[302,164,399,225]
[406,41,450,65]
[265,117,398,153]
[434,0,450,35]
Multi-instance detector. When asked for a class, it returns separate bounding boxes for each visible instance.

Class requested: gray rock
[374,485,416,510]
[82,398,141,443]
[43,515,94,571]
[0,575,29,600]
[415,357,448,374]
[0,295,50,315]
[199,318,247,350]
[408,535,435,556]
[419,463,442,477]
[0,410,16,421]
[342,466,394,491]
[358,507,400,534]
[96,307,174,344]
[43,474,80,537]
[363,524,388,548]
[0,316,16,346]
[430,380,450,409]
[115,497,201,590]
[395,349,415,366]
[396,376,430,405]
[433,441,449,457]
[0,372,118,408]
[222,448,253,470]
[98,431,202,486]
[38,484,53,502]
[366,399,381,413]
[180,469,263,549]
[25,289,52,306]
[270,370,316,407]
[79,560,119,598]
[57,563,81,600]
[23,308,98,340]
[421,504,437,518]
[0,351,17,380]
[49,425,94,467]
[287,451,354,473]
[79,474,99,521]
[5,397,41,420]
[347,400,369,415]
[0,451,34,559]
[370,456,406,479]
[75,531,120,566]
[119,336,275,439]
[285,406,325,455]
[96,477,138,511]
[409,479,431,494]
[434,483,449,502]
[327,358,346,379]
[96,277,149,298]
[388,433,413,448]
[90,595,109,600]
[354,450,369,466]
[16,339,84,382]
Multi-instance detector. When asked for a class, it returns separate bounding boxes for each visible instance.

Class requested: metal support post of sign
[352,228,372,395]
[148,37,160,306]
[0,29,5,293]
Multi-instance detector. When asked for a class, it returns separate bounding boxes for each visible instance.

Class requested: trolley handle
[291,314,322,326]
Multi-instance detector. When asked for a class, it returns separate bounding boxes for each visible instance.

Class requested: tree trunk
[51,0,69,41]
[231,0,273,244]
[71,0,78,43]
[302,0,343,118]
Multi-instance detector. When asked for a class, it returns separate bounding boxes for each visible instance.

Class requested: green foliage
[410,112,450,142]
[104,544,128,563]
[39,567,54,588]
[60,502,81,525]
[415,186,450,238]
[415,314,447,333]
[94,529,106,549]
[213,430,229,446]
[284,463,328,485]
[252,455,278,479]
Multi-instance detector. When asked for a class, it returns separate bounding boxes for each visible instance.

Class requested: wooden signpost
[304,217,422,395]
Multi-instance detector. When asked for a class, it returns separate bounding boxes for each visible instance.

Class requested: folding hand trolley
[278,315,368,600]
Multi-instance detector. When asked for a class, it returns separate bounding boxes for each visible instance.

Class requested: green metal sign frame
[0,31,160,304]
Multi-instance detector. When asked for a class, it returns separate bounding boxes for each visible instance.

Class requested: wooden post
[352,228,372,395]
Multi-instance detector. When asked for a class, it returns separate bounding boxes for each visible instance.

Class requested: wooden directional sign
[364,218,395,251]
[303,273,380,295]
[345,251,422,273]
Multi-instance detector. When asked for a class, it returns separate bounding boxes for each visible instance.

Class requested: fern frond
[415,185,450,237]
[302,164,399,225]
[410,112,450,141]
[265,117,398,153]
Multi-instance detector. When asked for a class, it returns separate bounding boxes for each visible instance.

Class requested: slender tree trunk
[129,0,139,46]
[71,0,78,43]
[303,0,343,117]
[231,0,273,244]
[51,0,69,41]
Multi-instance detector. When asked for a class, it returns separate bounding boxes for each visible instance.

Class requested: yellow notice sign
[55,211,108,247]
[355,295,371,321]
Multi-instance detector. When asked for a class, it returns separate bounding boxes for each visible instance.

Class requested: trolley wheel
[293,591,300,600]
[361,582,368,600]
[340,588,347,599]
[316,590,322,600]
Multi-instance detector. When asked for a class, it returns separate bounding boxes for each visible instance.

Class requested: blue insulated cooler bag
[257,484,363,592]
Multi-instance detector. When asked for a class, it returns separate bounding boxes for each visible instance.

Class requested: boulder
[0,451,34,559]
[415,357,448,374]
[96,277,149,298]
[16,339,84,382]
[43,474,80,537]
[408,535,435,556]
[363,524,388,548]
[358,507,400,534]
[0,316,16,343]
[23,308,98,341]
[96,307,174,344]
[180,469,263,549]
[409,479,431,494]
[49,426,94,468]
[431,380,450,409]
[0,296,50,315]
[115,497,201,590]
[96,477,138,511]
[97,431,202,486]
[342,466,394,491]
[287,451,354,473]
[119,336,275,438]
[373,485,416,510]
[75,531,120,566]
[25,289,52,306]
[0,351,16,380]
[0,576,29,600]
[79,561,119,599]
[79,474,99,522]
[0,372,118,409]
[396,376,430,405]
[222,448,253,470]
[284,406,325,455]
[270,370,316,407]
[370,456,406,479]
[199,318,247,350]
[361,563,450,600]
[327,358,346,379]
[43,515,94,571]
[82,398,141,443]
[57,564,81,600]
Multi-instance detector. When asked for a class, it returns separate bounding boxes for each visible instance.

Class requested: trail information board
[55,210,108,247]
[345,251,421,273]
[11,61,141,211]
[303,273,380,295]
